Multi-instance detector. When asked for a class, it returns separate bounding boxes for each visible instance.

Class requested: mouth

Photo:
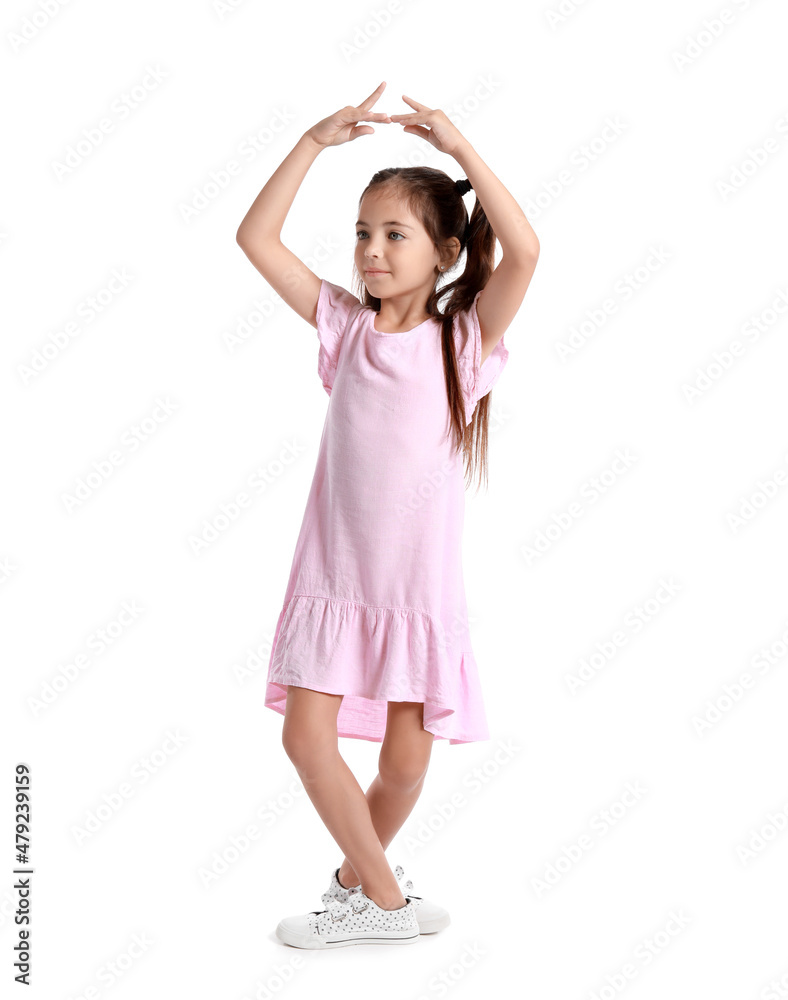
[365,269,389,275]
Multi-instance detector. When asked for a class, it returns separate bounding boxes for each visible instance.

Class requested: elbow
[236,225,280,251]
[236,220,260,247]
[506,241,540,268]
[523,236,540,260]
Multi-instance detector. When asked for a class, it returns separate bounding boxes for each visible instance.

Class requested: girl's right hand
[306,81,391,148]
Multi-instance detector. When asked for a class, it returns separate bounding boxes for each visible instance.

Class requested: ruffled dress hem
[264,594,490,746]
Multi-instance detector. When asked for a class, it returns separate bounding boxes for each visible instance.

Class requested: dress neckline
[367,305,436,336]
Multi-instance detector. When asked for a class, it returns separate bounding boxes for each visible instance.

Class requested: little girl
[236,81,539,949]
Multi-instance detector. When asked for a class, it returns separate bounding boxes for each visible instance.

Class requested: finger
[358,81,387,109]
[350,125,375,140]
[401,124,431,142]
[401,94,431,112]
[393,116,432,129]
[342,110,390,124]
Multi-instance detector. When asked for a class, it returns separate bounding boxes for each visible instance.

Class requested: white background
[2,0,788,996]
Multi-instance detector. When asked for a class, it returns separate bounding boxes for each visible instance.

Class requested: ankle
[363,888,408,911]
[337,866,359,889]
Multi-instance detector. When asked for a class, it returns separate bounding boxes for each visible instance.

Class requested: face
[354,186,444,301]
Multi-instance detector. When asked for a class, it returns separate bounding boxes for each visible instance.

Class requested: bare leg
[281,686,407,910]
[336,701,434,889]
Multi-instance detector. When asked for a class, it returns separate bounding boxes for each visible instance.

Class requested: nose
[362,240,384,259]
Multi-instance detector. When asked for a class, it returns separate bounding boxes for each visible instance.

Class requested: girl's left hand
[389,96,466,155]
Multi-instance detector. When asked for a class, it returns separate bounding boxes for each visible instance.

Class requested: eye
[354,230,404,241]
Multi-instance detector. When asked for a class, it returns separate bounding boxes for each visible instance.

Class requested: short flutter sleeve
[315,278,361,396]
[454,289,510,424]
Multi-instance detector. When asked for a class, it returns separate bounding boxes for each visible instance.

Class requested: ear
[438,236,462,271]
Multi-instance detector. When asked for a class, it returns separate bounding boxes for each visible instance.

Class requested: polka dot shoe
[321,864,450,935]
[276,889,419,949]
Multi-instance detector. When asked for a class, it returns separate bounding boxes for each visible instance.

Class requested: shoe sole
[417,913,451,934]
[276,923,419,949]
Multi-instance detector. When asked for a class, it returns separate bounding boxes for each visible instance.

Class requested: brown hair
[350,166,497,493]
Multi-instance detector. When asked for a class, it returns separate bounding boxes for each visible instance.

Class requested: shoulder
[449,290,484,359]
[450,290,510,417]
[316,279,364,330]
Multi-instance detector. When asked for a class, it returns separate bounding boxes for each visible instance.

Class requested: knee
[281,723,333,775]
[378,748,430,793]
[281,723,314,771]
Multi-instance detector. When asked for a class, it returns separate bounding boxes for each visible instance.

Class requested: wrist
[301,130,325,153]
[450,136,475,164]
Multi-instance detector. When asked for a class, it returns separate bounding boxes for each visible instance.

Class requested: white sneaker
[321,864,451,935]
[276,889,420,949]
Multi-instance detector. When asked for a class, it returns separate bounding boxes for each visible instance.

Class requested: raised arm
[453,137,540,364]
[235,134,324,326]
[236,82,393,328]
[390,94,539,363]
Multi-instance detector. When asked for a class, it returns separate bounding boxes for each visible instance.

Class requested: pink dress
[264,278,509,744]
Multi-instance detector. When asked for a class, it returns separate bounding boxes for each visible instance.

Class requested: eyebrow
[355,220,415,229]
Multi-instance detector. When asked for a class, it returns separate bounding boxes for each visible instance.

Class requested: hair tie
[455,177,473,196]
